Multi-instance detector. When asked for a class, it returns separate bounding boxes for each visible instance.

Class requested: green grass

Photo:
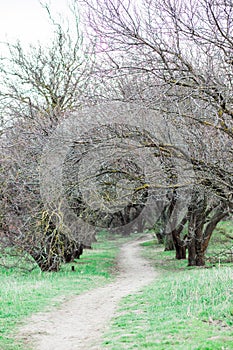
[206,221,233,264]
[103,221,233,350]
[0,231,133,350]
[1,222,233,350]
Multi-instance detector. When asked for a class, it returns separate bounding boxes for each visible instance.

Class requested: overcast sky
[0,0,72,47]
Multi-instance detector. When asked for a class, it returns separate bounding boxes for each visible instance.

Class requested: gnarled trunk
[187,193,227,267]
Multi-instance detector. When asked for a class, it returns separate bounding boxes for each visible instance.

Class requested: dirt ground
[18,236,158,350]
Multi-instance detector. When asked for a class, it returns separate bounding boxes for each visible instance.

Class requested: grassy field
[0,232,130,350]
[103,221,233,350]
[1,222,233,350]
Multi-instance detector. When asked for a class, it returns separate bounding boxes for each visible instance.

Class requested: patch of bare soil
[18,236,158,350]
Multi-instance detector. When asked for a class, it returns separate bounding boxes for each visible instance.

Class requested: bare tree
[0,2,94,271]
[80,0,233,265]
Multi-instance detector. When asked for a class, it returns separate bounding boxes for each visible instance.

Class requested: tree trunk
[187,192,206,266]
[187,240,197,266]
[195,250,205,266]
[172,237,186,259]
[187,199,227,266]
[171,215,188,259]
[164,232,174,251]
[202,210,227,253]
[187,234,205,266]
[194,224,205,266]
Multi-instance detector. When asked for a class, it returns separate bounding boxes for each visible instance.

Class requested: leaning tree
[0,2,95,271]
[80,0,233,265]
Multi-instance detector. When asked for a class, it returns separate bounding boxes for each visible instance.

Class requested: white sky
[0,0,72,48]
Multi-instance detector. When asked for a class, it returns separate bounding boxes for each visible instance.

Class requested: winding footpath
[18,236,158,350]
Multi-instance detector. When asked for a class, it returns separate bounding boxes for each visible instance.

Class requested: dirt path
[18,236,158,350]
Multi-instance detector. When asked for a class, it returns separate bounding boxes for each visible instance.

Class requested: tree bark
[164,232,174,251]
[187,192,206,266]
[187,240,197,266]
[202,210,227,253]
[171,215,188,259]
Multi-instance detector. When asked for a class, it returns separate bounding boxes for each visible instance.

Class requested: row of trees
[0,0,232,270]
[81,0,233,265]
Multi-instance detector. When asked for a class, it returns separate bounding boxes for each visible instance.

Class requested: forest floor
[18,235,158,350]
